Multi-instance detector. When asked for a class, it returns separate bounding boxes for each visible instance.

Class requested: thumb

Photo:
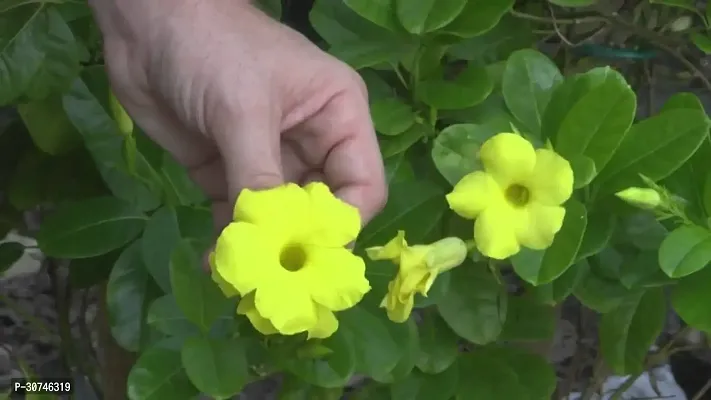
[212,113,284,205]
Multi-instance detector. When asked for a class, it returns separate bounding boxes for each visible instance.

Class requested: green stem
[509,9,606,25]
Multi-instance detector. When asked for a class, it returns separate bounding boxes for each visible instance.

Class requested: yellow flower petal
[208,251,239,298]
[365,230,408,262]
[381,278,415,323]
[303,247,371,311]
[236,292,279,335]
[307,305,339,339]
[526,149,574,206]
[254,274,318,335]
[424,237,468,273]
[304,182,361,246]
[516,204,566,250]
[474,205,521,259]
[446,171,503,219]
[233,183,310,238]
[479,133,536,187]
[213,222,280,296]
[399,266,431,296]
[398,246,429,275]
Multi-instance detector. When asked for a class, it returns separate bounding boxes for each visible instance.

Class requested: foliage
[1,0,711,399]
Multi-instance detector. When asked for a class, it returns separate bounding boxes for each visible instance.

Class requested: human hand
[89,0,387,232]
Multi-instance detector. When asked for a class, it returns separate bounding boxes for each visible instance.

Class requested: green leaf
[146,295,200,337]
[574,264,634,313]
[447,16,534,64]
[437,264,507,345]
[106,241,153,352]
[343,0,400,31]
[415,312,459,374]
[474,346,556,400]
[310,0,399,46]
[511,199,588,286]
[395,0,467,34]
[595,108,711,194]
[379,124,429,157]
[170,240,232,331]
[37,197,146,259]
[142,206,212,292]
[0,242,24,274]
[456,352,527,399]
[553,68,636,172]
[69,250,121,289]
[331,39,415,70]
[659,225,711,278]
[673,266,711,333]
[373,318,420,383]
[599,288,666,375]
[529,260,587,306]
[500,295,556,341]
[17,95,82,155]
[576,210,616,261]
[0,5,81,105]
[417,64,494,110]
[570,154,597,189]
[370,98,417,136]
[384,152,415,183]
[649,0,698,13]
[127,346,198,400]
[160,154,206,206]
[390,363,459,400]
[254,0,282,19]
[440,0,515,38]
[617,212,667,251]
[502,49,563,135]
[339,305,401,379]
[691,33,711,54]
[548,0,597,6]
[358,180,446,248]
[620,250,674,290]
[281,328,357,388]
[7,148,50,210]
[431,123,497,186]
[181,336,249,399]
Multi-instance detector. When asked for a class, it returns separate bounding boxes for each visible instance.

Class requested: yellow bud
[109,92,134,136]
[424,237,468,272]
[615,187,662,209]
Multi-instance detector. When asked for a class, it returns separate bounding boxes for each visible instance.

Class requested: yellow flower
[615,187,661,209]
[366,231,468,322]
[446,133,573,260]
[212,182,371,338]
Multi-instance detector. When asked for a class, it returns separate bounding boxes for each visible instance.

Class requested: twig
[510,9,606,25]
[692,378,711,400]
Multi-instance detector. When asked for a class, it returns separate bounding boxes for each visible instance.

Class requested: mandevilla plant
[1,0,711,399]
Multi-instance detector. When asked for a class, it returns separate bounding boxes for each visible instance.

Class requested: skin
[87,0,388,234]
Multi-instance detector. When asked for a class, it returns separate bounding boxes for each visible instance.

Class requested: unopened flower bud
[615,187,662,209]
[424,237,468,272]
[109,92,134,137]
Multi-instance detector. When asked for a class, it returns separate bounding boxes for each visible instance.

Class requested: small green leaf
[390,363,459,400]
[672,266,711,333]
[379,124,429,157]
[502,49,563,135]
[456,352,527,399]
[691,33,711,54]
[343,0,400,31]
[437,264,507,345]
[37,197,147,259]
[395,0,467,34]
[599,288,666,375]
[127,347,198,400]
[474,346,556,400]
[146,295,200,337]
[415,312,459,374]
[170,240,231,331]
[440,0,515,38]
[511,200,587,285]
[500,295,556,341]
[417,64,494,110]
[181,336,249,399]
[281,328,357,388]
[339,306,402,378]
[659,225,711,278]
[18,95,82,155]
[370,98,417,136]
[0,242,24,274]
[431,123,497,186]
[570,154,597,189]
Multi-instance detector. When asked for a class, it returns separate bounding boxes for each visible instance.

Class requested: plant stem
[693,378,711,400]
[509,9,606,25]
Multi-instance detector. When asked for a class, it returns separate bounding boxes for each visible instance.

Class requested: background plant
[1,0,711,399]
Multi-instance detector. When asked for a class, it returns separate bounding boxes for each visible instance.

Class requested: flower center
[505,184,530,207]
[280,243,307,271]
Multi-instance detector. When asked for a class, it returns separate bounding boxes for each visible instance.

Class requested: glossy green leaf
[416,312,459,374]
[69,250,121,289]
[620,250,674,290]
[281,328,357,388]
[339,305,401,378]
[672,266,711,333]
[570,154,597,189]
[437,264,507,345]
[310,0,399,46]
[17,95,82,155]
[529,260,587,306]
[417,64,494,110]
[617,212,667,251]
[474,346,556,400]
[574,264,634,313]
[500,295,556,341]
[595,108,711,194]
[142,206,212,292]
[37,197,146,259]
[370,98,417,136]
[395,0,467,34]
[391,363,459,400]
[447,16,534,63]
[331,39,415,70]
[127,347,198,400]
[691,33,711,54]
[384,152,415,183]
[553,68,636,172]
[371,317,419,383]
[343,0,400,31]
[254,0,282,19]
[170,240,232,331]
[379,124,429,157]
[0,242,24,274]
[431,123,497,186]
[146,295,200,337]
[511,200,587,286]
[181,336,249,399]
[502,49,563,135]
[659,225,711,278]
[576,211,616,261]
[160,154,206,206]
[441,0,515,38]
[106,241,153,352]
[456,352,528,399]
[600,288,666,375]
[0,5,81,105]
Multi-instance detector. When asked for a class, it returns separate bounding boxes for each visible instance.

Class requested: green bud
[615,187,662,209]
[109,92,134,136]
[670,16,692,32]
[424,237,468,272]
